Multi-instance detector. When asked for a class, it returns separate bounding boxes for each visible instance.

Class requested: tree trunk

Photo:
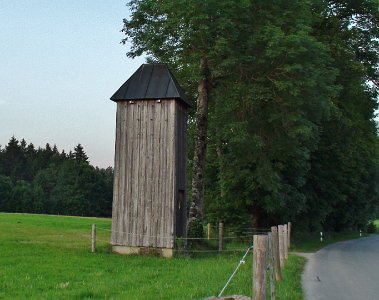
[188,57,210,233]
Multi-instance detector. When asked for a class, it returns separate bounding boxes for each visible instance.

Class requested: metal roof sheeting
[110,64,190,106]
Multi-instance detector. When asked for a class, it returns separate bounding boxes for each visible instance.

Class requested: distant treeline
[0,137,113,217]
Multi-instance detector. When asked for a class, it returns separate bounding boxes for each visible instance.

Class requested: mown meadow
[0,213,304,299]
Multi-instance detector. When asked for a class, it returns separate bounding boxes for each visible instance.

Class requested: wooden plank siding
[175,102,188,238]
[111,99,187,249]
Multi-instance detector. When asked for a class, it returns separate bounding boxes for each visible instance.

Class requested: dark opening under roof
[110,64,190,106]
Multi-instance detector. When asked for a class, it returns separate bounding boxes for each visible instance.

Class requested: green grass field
[0,213,304,300]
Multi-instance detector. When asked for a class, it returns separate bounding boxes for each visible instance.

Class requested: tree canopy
[123,0,379,231]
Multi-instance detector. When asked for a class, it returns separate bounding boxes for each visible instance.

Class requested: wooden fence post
[207,223,211,240]
[271,226,282,282]
[283,224,288,260]
[218,222,224,251]
[253,235,268,300]
[92,224,96,253]
[268,232,276,300]
[288,222,291,249]
[278,225,284,268]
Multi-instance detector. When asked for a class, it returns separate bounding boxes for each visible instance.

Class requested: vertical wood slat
[253,235,268,300]
[288,222,291,249]
[140,102,146,246]
[155,101,162,247]
[146,102,154,246]
[141,101,148,246]
[121,103,128,245]
[161,101,168,247]
[283,224,288,260]
[173,102,179,241]
[177,102,188,238]
[142,102,150,246]
[121,102,128,244]
[160,101,165,245]
[119,103,126,245]
[268,232,276,300]
[165,101,170,247]
[119,103,125,245]
[270,226,282,282]
[174,102,183,238]
[153,101,159,247]
[111,103,121,245]
[158,100,165,247]
[136,103,143,246]
[176,102,188,239]
[122,103,128,245]
[131,103,139,246]
[143,101,149,245]
[150,102,155,247]
[278,225,284,268]
[138,102,145,246]
[167,101,176,248]
[125,104,135,245]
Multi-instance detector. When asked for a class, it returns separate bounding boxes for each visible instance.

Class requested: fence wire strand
[218,245,254,297]
[95,226,268,242]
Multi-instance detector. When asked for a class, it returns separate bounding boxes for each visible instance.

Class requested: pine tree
[73,144,89,164]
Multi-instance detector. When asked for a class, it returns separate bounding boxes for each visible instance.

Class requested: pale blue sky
[0,1,145,168]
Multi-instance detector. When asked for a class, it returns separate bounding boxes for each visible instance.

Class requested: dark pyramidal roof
[110,64,190,106]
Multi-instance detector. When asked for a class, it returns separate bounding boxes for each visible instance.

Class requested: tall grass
[276,255,305,300]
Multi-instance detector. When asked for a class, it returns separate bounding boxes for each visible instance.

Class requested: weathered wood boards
[283,224,288,260]
[251,223,291,299]
[278,225,284,268]
[253,235,268,300]
[268,232,276,300]
[111,100,188,252]
[271,226,282,281]
[288,222,291,249]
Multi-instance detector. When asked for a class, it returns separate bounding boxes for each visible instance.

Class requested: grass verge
[276,255,306,300]
[291,230,366,253]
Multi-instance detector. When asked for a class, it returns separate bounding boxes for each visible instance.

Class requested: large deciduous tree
[301,0,379,231]
[203,0,340,227]
[121,0,379,231]
[121,0,251,234]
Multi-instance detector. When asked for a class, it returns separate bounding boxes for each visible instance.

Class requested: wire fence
[19,223,272,255]
[90,224,270,254]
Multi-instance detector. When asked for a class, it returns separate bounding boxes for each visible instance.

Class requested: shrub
[366,222,376,233]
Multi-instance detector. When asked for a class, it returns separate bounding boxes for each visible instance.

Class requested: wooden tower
[110,64,190,257]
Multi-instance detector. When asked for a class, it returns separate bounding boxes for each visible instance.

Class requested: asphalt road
[301,235,379,300]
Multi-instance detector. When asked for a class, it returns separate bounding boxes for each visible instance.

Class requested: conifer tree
[73,144,89,163]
